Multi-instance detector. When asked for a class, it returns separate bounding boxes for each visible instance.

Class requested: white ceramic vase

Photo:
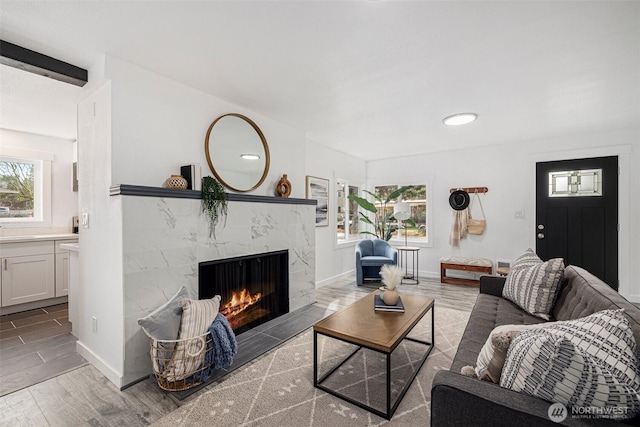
[382,289,399,305]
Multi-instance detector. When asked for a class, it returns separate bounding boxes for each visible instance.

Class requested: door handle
[537,224,545,230]
[537,233,545,239]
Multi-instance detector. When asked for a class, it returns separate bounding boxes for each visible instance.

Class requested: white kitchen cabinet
[1,242,56,307]
[54,240,77,297]
[0,238,78,307]
[55,251,70,296]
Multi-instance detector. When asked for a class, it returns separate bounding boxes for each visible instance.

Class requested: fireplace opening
[199,250,289,335]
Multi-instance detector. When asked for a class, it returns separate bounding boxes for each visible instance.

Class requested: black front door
[536,156,618,289]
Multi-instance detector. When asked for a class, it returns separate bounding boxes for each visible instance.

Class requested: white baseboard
[316,269,442,287]
[316,270,354,288]
[76,341,123,389]
[418,270,440,280]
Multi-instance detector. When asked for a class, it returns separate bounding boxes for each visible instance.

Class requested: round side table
[397,246,420,284]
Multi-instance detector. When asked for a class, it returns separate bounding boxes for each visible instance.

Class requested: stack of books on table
[374,294,405,313]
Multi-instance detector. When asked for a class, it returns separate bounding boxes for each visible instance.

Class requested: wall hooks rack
[449,187,489,194]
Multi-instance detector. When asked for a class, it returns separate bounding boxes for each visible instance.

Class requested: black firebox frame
[199,250,289,335]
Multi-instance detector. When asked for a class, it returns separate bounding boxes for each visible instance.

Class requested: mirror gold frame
[204,113,271,193]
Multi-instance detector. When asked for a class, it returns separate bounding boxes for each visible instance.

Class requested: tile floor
[0,303,87,397]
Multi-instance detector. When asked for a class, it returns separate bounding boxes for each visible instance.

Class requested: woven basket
[165,174,188,190]
[149,332,215,391]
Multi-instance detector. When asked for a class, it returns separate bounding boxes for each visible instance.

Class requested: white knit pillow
[474,322,554,383]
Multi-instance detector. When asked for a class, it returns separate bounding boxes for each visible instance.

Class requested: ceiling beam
[0,40,87,87]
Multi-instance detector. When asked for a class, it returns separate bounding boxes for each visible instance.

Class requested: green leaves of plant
[201,176,228,238]
[347,185,414,241]
[349,194,377,213]
[386,186,413,203]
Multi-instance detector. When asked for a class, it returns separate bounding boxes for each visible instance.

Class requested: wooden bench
[439,256,493,287]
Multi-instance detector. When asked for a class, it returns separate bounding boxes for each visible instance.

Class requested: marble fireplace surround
[113,185,317,385]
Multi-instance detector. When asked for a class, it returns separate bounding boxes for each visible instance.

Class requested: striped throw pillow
[164,296,221,382]
[502,249,564,320]
[500,310,640,419]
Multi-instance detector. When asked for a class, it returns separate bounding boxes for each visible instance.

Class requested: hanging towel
[449,208,470,247]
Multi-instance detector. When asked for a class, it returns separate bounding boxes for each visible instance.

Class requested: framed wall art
[306,176,329,227]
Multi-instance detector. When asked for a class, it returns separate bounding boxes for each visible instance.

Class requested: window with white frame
[373,184,428,242]
[336,181,360,242]
[0,149,52,223]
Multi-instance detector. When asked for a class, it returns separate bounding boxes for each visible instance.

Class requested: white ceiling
[0,1,638,160]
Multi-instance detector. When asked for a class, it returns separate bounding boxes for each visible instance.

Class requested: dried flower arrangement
[380,264,403,291]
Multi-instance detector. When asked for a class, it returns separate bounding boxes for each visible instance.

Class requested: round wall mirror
[205,113,270,192]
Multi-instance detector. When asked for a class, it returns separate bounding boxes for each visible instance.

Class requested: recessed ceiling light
[443,113,477,126]
[241,154,260,160]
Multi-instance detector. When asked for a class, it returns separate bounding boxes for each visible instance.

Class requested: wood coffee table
[313,291,434,420]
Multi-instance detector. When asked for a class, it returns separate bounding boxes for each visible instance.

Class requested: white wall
[367,128,639,301]
[104,56,306,198]
[0,129,77,235]
[75,80,125,386]
[305,141,367,285]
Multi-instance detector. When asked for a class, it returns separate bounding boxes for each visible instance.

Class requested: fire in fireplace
[199,250,289,334]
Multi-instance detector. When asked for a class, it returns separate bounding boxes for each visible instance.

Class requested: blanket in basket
[209,313,237,369]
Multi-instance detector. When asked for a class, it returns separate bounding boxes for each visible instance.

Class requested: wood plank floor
[0,273,477,426]
[315,274,479,313]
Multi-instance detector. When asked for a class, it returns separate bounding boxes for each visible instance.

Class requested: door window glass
[549,169,602,197]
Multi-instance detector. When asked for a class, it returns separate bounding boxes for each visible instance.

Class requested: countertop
[60,243,79,252]
[0,233,79,244]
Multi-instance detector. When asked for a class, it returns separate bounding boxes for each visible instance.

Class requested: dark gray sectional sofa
[431,265,640,426]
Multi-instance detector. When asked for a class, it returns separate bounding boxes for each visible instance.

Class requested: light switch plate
[82,212,89,228]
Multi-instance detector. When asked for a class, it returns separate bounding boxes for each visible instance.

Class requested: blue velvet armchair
[355,239,398,286]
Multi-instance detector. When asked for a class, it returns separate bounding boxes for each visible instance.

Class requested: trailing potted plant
[348,186,415,241]
[201,176,228,238]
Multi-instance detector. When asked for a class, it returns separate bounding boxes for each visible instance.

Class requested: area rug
[152,306,470,427]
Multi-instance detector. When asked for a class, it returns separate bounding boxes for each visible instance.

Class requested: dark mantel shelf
[109,184,317,205]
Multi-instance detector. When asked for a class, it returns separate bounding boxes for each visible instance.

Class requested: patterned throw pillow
[164,296,221,382]
[502,249,564,320]
[500,310,640,419]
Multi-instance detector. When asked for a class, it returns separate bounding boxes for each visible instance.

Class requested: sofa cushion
[502,249,564,320]
[360,256,395,266]
[500,329,640,419]
[553,266,640,345]
[501,309,640,418]
[451,293,546,373]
